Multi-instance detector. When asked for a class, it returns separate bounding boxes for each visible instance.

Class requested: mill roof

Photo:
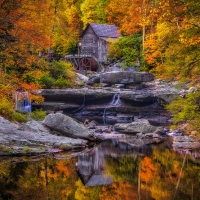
[83,23,121,38]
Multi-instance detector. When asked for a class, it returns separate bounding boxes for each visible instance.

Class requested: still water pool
[0,136,200,200]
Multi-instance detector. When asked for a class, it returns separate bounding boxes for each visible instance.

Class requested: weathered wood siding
[98,38,108,61]
[81,27,98,59]
[81,26,108,61]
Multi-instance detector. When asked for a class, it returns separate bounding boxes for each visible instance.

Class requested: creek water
[1,94,200,199]
[0,136,200,200]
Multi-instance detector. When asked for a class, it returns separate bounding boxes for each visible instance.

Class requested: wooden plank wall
[81,26,107,61]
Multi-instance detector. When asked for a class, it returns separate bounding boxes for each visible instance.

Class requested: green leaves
[166,90,200,133]
[108,34,142,68]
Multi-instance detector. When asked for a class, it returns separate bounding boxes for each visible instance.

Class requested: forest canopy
[0,0,200,133]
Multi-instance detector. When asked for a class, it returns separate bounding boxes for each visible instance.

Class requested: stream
[0,137,200,199]
[1,83,200,199]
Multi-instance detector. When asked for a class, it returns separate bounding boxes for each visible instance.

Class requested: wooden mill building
[80,23,121,62]
[65,23,121,73]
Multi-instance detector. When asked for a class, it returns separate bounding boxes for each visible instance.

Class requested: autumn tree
[51,0,82,55]
[80,0,109,29]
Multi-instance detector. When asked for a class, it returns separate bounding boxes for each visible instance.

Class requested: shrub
[0,97,14,118]
[39,74,55,89]
[107,34,142,68]
[48,60,76,79]
[166,90,200,135]
[30,109,46,121]
[55,76,69,88]
[12,112,28,123]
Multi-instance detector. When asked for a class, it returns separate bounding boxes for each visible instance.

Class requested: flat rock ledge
[172,136,200,161]
[100,71,154,84]
[114,119,163,134]
[173,136,200,149]
[0,116,92,156]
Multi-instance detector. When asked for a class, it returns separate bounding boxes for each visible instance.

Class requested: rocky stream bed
[0,71,200,159]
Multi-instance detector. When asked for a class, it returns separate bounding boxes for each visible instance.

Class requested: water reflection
[0,137,200,200]
[77,148,113,186]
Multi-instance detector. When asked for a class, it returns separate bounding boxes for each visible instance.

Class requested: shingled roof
[84,23,121,38]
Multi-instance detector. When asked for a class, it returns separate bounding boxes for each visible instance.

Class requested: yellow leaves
[179,34,200,46]
[156,22,171,41]
[74,179,89,200]
[149,179,172,200]
[80,0,99,29]
[0,97,14,117]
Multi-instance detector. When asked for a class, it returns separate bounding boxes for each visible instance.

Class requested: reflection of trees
[0,157,79,199]
[1,145,200,199]
[105,155,140,185]
[140,148,200,200]
[0,161,28,199]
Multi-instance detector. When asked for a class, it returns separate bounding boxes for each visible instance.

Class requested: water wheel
[79,57,98,71]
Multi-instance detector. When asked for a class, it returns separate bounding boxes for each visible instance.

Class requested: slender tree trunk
[173,153,187,199]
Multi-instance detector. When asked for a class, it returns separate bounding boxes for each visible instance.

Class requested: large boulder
[114,119,162,134]
[0,116,19,134]
[0,117,88,155]
[87,74,100,85]
[43,113,99,141]
[100,72,154,84]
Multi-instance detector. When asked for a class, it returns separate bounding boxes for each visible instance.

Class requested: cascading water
[103,93,120,125]
[110,93,120,105]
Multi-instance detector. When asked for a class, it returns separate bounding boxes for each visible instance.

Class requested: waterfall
[110,93,120,105]
[103,93,120,125]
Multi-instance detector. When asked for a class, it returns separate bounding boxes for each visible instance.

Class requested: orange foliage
[100,182,138,200]
[56,161,70,177]
[9,0,54,49]
[106,0,160,35]
[144,34,163,67]
[140,156,157,183]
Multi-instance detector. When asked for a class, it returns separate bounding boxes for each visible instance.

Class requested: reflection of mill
[77,147,112,186]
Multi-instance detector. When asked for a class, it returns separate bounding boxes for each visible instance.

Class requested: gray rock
[100,72,154,84]
[120,93,155,103]
[124,66,138,72]
[18,120,50,133]
[0,116,19,133]
[0,116,88,155]
[76,73,89,83]
[87,74,100,85]
[173,136,200,149]
[37,88,114,104]
[111,63,123,72]
[43,113,99,141]
[37,79,180,105]
[114,119,161,134]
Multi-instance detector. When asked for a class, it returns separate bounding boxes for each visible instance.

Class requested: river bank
[0,73,199,157]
